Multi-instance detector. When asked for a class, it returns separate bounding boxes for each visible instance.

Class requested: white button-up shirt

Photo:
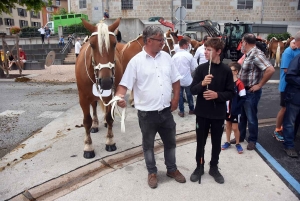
[119,48,181,111]
[75,41,82,54]
[193,44,208,65]
[172,49,197,87]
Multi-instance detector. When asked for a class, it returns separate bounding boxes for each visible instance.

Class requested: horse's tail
[275,43,280,67]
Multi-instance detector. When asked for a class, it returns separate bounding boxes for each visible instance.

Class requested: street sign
[175,6,187,21]
[175,21,187,35]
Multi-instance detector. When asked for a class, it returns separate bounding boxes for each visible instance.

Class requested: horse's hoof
[83,150,95,158]
[105,144,117,152]
[104,123,107,128]
[91,127,99,133]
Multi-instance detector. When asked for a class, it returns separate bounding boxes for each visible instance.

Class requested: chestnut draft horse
[75,18,122,159]
[268,37,284,68]
[190,39,203,55]
[115,30,179,106]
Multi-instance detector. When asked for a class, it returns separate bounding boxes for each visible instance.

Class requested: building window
[17,8,27,17]
[181,0,192,9]
[5,18,15,26]
[19,20,28,28]
[237,0,253,9]
[46,7,54,12]
[79,0,86,9]
[31,11,40,18]
[0,18,3,25]
[298,0,300,10]
[56,0,60,6]
[121,0,133,10]
[6,7,12,13]
[31,22,41,27]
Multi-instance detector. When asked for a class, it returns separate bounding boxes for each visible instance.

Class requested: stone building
[70,0,300,25]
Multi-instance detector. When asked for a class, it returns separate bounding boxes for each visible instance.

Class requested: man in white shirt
[116,25,186,189]
[174,36,191,54]
[193,35,209,65]
[38,26,45,44]
[75,37,82,58]
[172,38,198,117]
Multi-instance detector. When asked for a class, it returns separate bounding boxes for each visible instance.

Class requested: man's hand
[170,99,178,112]
[117,95,126,108]
[249,84,262,92]
[201,74,214,86]
[203,90,218,100]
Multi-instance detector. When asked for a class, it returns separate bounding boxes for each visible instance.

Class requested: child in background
[58,36,64,48]
[221,62,246,154]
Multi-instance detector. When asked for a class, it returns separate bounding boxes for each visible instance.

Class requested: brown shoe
[166,169,186,183]
[189,110,195,115]
[178,112,184,117]
[148,173,158,188]
[247,142,256,150]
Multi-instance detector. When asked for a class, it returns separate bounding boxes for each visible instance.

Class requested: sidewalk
[0,66,296,201]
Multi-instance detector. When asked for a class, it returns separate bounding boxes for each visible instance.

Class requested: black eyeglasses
[150,38,165,42]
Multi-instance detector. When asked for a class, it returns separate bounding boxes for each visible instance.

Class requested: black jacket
[285,54,300,106]
[190,62,235,119]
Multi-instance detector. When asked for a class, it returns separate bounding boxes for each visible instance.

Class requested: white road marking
[38,111,64,118]
[0,110,25,117]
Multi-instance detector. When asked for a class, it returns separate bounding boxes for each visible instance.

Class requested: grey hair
[294,31,300,41]
[142,25,164,44]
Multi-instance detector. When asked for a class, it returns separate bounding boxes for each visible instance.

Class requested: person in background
[7,51,16,70]
[233,33,275,150]
[18,48,26,69]
[58,36,65,48]
[193,35,209,65]
[172,38,197,117]
[103,9,109,19]
[38,26,45,44]
[45,26,51,44]
[221,62,246,153]
[75,37,82,58]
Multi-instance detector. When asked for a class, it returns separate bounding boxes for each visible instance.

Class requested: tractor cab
[223,22,253,60]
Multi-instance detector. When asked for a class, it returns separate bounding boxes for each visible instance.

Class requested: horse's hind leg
[80,99,95,158]
[105,105,117,152]
[91,101,99,133]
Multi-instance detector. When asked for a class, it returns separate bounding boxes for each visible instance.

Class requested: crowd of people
[114,25,300,189]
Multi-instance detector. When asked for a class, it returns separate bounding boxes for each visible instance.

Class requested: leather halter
[163,32,175,56]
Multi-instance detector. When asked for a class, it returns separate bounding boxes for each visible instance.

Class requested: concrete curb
[9,132,196,201]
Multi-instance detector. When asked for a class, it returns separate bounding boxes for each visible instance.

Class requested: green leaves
[267,33,291,41]
[0,0,52,14]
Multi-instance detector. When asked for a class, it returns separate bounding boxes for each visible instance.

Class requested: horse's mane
[96,21,110,55]
[121,34,143,53]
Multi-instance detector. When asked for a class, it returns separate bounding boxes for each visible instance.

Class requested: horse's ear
[81,18,97,33]
[175,30,178,34]
[108,17,122,32]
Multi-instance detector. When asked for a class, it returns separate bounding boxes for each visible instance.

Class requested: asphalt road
[0,81,78,158]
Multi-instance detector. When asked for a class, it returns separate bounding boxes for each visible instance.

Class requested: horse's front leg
[105,104,116,152]
[91,101,99,133]
[80,99,95,158]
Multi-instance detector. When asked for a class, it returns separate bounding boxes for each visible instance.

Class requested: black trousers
[195,116,224,167]
[41,34,45,43]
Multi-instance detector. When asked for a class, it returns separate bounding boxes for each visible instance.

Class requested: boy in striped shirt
[222,62,246,153]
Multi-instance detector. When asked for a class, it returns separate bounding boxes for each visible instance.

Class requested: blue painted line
[256,143,300,194]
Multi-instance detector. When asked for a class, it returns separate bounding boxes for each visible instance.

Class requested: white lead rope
[96,91,126,133]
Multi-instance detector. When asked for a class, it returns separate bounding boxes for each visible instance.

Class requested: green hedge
[267,32,291,41]
[63,23,91,35]
[20,26,40,38]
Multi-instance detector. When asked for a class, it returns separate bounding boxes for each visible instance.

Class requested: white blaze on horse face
[95,22,110,55]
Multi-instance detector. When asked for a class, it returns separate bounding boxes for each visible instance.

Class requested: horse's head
[82,17,121,90]
[163,30,176,56]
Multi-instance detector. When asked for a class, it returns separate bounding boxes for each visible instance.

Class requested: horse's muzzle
[99,77,114,90]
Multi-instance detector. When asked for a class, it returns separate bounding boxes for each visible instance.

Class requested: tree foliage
[267,33,291,41]
[0,0,52,14]
[53,8,68,16]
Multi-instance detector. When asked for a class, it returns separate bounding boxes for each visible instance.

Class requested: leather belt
[138,106,171,114]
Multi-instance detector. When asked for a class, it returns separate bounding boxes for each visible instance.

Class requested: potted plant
[10,26,21,35]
